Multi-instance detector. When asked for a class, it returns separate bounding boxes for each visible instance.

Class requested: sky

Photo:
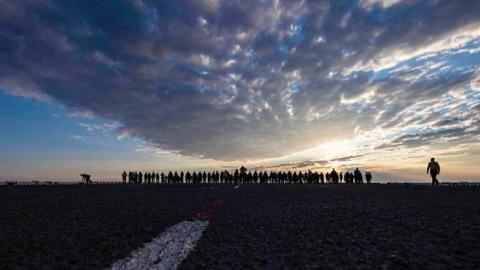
[0,0,479,182]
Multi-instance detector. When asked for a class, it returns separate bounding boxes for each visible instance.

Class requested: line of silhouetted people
[121,167,373,185]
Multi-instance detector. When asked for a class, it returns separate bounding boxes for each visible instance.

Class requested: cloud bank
[1,0,479,162]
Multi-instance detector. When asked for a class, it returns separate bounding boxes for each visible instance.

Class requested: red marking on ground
[188,188,237,221]
[189,198,225,221]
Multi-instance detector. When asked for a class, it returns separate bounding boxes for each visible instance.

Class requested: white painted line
[233,183,242,189]
[108,220,209,270]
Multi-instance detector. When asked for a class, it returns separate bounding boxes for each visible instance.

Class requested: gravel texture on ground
[1,184,479,269]
[0,184,224,270]
[181,184,480,269]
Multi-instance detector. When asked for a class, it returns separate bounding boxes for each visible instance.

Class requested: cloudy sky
[1,0,479,182]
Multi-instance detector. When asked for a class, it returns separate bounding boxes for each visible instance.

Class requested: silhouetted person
[354,168,362,184]
[220,171,225,183]
[292,171,297,184]
[192,171,198,183]
[81,174,93,184]
[122,171,127,184]
[174,171,179,184]
[366,172,372,184]
[427,158,440,186]
[234,169,239,183]
[249,171,253,183]
[330,169,339,184]
[344,172,351,184]
[224,171,231,183]
[239,166,247,182]
[146,172,150,184]
[185,171,191,183]
[168,171,173,184]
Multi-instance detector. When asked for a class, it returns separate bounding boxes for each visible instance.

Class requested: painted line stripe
[108,185,239,270]
[108,220,209,270]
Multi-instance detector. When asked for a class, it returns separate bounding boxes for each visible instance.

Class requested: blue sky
[0,92,140,180]
[0,0,479,181]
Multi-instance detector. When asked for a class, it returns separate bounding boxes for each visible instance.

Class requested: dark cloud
[330,155,364,162]
[434,118,463,127]
[252,160,329,171]
[252,155,367,171]
[376,127,480,150]
[1,0,479,160]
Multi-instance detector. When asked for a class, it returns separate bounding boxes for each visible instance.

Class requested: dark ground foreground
[0,184,223,269]
[1,184,479,269]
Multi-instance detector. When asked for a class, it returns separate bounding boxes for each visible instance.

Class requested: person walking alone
[427,158,440,186]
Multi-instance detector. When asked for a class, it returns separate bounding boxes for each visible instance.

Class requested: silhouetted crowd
[121,167,373,185]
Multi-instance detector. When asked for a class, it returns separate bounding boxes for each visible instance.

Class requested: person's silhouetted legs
[430,170,439,186]
[427,158,441,186]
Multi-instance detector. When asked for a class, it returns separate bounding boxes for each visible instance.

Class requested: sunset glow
[1,0,479,182]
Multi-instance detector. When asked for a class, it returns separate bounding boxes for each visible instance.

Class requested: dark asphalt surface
[0,184,224,269]
[1,184,479,269]
[181,184,480,269]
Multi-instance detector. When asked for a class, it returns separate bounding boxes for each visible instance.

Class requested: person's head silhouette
[431,157,435,162]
